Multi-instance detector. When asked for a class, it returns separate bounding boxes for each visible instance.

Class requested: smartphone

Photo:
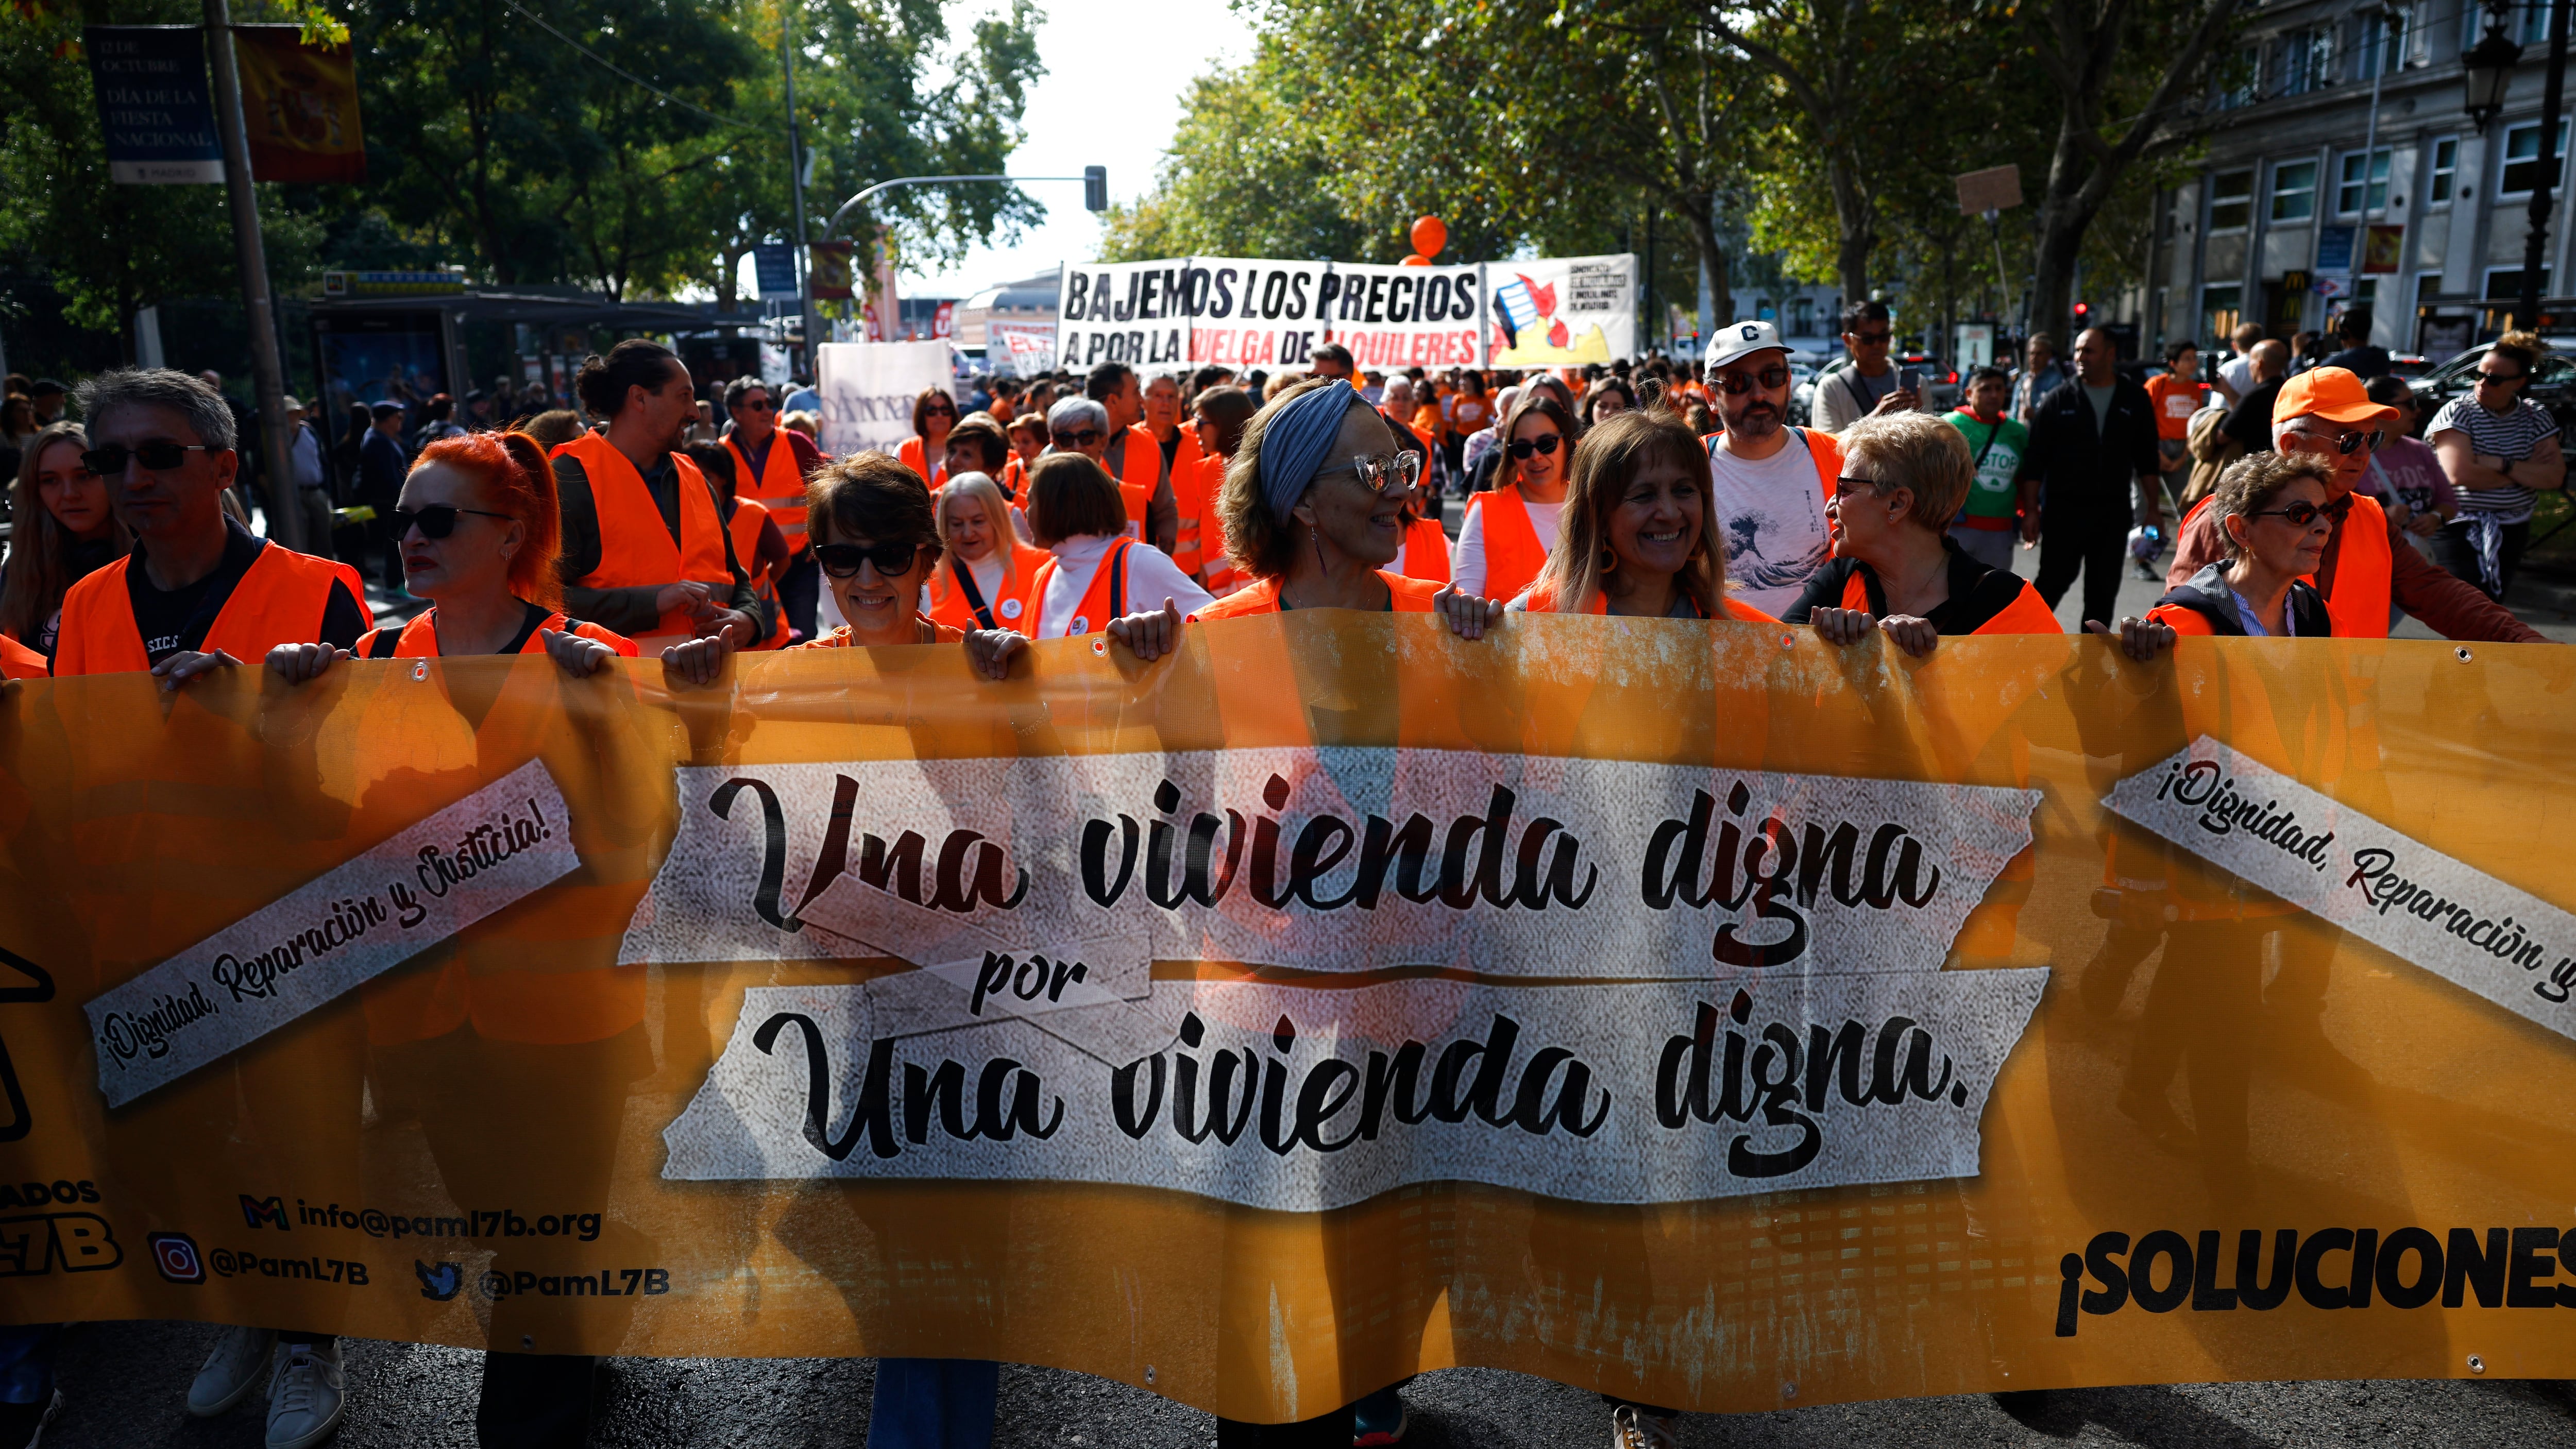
[1899,366,1921,393]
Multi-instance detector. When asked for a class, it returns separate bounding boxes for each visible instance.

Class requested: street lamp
[2465,22,2522,132]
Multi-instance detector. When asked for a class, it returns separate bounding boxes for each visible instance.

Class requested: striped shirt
[2428,395,2558,522]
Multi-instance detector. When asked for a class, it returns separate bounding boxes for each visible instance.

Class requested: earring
[1598,547,1618,574]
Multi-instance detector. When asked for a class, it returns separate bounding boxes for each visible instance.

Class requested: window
[2487,267,2551,299]
[2204,284,2244,340]
[2503,120,2572,195]
[2428,137,2458,206]
[2338,149,2391,213]
[2276,27,2333,96]
[2353,6,2409,79]
[2524,0,2553,43]
[2271,160,2318,222]
[2214,44,2261,109]
[2210,168,2255,230]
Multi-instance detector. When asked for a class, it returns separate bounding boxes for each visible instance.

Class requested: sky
[895,0,1251,300]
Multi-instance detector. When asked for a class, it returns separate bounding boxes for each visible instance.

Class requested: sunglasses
[1851,330,1893,346]
[1052,429,1103,449]
[2289,427,2380,456]
[83,441,214,474]
[2248,496,2355,527]
[393,504,513,538]
[924,403,957,417]
[1324,451,1425,493]
[1716,367,1792,396]
[1506,434,1565,460]
[2475,369,2528,385]
[736,398,776,413]
[814,539,928,579]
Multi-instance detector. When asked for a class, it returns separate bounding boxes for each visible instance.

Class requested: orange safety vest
[799,617,965,648]
[1399,515,1452,584]
[1463,488,1552,601]
[54,540,364,676]
[1109,425,1160,535]
[1834,569,2064,635]
[1171,448,1216,578]
[2180,491,2392,640]
[1518,585,1778,623]
[897,435,948,490]
[1189,571,1443,621]
[1028,536,1137,637]
[555,433,732,646]
[1,632,45,679]
[725,429,811,554]
[725,497,792,649]
[355,607,636,659]
[925,540,1053,632]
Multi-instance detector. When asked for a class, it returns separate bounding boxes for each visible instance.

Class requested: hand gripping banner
[2,619,2572,1421]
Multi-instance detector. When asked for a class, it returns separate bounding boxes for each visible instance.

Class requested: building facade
[2160,0,2568,356]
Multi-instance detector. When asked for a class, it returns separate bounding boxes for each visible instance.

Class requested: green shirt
[1944,411,2028,520]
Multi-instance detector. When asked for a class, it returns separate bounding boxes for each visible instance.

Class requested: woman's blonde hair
[0,423,129,642]
[936,471,1023,589]
[1839,412,1975,531]
[1217,377,1367,581]
[1529,407,1723,615]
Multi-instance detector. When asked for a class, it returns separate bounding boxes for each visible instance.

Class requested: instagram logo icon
[148,1232,204,1284]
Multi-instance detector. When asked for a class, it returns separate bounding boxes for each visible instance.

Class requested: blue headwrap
[1257,380,1360,523]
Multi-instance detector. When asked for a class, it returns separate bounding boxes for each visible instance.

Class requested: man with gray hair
[42,368,367,1449]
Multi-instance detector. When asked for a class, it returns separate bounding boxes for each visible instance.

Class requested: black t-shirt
[126,518,367,664]
[1782,539,2031,634]
[2221,378,2285,456]
[2320,345,2390,381]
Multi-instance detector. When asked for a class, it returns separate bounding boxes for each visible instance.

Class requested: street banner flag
[809,242,854,300]
[84,26,224,184]
[232,26,365,184]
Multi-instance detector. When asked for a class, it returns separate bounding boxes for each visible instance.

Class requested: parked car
[2409,343,2576,438]
[1897,352,1964,412]
[1787,362,1819,425]
[2384,353,2435,380]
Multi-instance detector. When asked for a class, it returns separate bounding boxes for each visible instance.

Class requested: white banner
[84,760,578,1106]
[814,340,954,458]
[1314,261,1485,371]
[987,320,1057,377]
[2105,736,2576,1039]
[1488,252,1638,367]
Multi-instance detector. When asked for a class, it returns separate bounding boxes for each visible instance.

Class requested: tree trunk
[1684,194,1732,345]
[1827,156,1872,307]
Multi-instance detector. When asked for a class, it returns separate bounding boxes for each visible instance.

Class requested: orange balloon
[1410,215,1447,259]
[1401,253,1430,267]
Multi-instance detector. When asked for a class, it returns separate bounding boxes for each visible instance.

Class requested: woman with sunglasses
[0,421,127,662]
[1509,402,1774,621]
[266,431,639,679]
[925,471,1051,633]
[798,452,973,647]
[1182,385,1256,590]
[897,386,959,489]
[2428,330,2562,600]
[1452,393,1578,603]
[2147,451,2336,638]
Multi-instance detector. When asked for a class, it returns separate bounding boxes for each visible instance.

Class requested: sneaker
[1610,1404,1679,1449]
[264,1341,345,1449]
[187,1325,275,1417]
[0,1390,63,1448]
[1353,1384,1410,1445]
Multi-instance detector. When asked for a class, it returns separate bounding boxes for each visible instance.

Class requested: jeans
[2035,503,2130,629]
[867,1359,999,1449]
[0,1325,55,1406]
[2427,516,2530,602]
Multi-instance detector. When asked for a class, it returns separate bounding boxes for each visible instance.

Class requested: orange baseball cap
[2274,366,2396,429]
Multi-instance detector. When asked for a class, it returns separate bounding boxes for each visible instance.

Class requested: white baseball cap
[1705,319,1788,370]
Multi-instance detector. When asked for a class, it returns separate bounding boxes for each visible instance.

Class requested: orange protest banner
[2,618,2571,1422]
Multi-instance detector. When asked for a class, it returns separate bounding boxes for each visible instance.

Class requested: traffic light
[1084,166,1107,212]
[2072,301,2091,320]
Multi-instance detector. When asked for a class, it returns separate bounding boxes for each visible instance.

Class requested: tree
[1098,49,1380,264]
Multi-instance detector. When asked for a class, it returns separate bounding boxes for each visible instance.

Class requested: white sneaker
[186,1325,275,1417]
[1610,1404,1680,1449]
[264,1341,345,1449]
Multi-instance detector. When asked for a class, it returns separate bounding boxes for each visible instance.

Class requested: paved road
[35,1318,2576,1447]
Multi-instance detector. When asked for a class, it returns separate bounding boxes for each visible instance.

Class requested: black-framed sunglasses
[1506,433,1564,461]
[736,398,777,413]
[1716,367,1792,396]
[2249,496,2355,527]
[814,539,928,579]
[83,441,213,474]
[1850,330,1893,346]
[2475,368,2529,386]
[393,504,513,538]
[1051,429,1103,449]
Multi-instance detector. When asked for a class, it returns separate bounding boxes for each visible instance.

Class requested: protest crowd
[0,297,2562,1449]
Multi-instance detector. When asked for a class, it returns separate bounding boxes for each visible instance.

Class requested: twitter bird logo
[416,1260,463,1301]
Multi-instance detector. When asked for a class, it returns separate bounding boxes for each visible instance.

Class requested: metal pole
[2522,0,2571,330]
[783,6,817,380]
[201,0,302,551]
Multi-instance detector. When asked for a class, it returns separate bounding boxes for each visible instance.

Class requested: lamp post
[2464,14,2520,134]
[2520,0,2572,331]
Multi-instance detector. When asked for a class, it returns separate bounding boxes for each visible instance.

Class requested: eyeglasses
[2247,496,2355,527]
[392,504,514,539]
[1051,429,1102,449]
[1715,367,1792,396]
[83,441,213,474]
[814,539,928,579]
[2475,368,2529,386]
[2285,426,2379,456]
[924,403,957,417]
[1506,434,1564,460]
[1850,330,1893,346]
[1320,450,1423,494]
[736,398,776,413]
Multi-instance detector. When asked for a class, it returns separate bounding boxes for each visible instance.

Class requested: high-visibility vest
[1109,425,1160,535]
[724,497,792,649]
[725,429,811,554]
[1462,488,1551,602]
[1834,568,2063,635]
[356,607,635,659]
[1171,449,1216,578]
[1704,425,1842,503]
[1517,585,1778,623]
[799,617,964,647]
[897,436,948,490]
[1,632,45,679]
[1188,571,1442,621]
[54,539,362,676]
[1399,516,1451,584]
[555,433,731,649]
[1028,536,1136,637]
[2180,490,2392,639]
[925,541,1052,632]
